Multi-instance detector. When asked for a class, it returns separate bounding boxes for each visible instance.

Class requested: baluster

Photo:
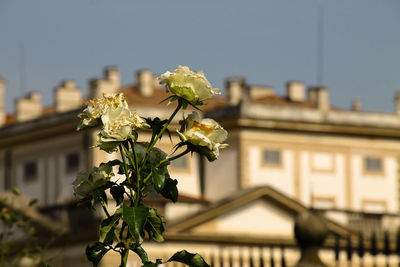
[383,231,390,267]
[210,252,215,267]
[270,247,275,267]
[396,228,400,267]
[259,247,264,267]
[239,248,244,267]
[334,235,340,267]
[370,231,378,267]
[249,247,254,267]
[358,232,365,267]
[280,245,286,267]
[220,248,224,267]
[347,235,353,267]
[228,249,233,267]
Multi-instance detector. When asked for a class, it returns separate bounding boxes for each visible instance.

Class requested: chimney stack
[225,77,248,105]
[55,80,83,112]
[308,87,330,111]
[89,66,121,99]
[16,92,42,122]
[351,99,361,111]
[394,91,400,115]
[136,69,155,97]
[0,77,6,126]
[286,81,305,102]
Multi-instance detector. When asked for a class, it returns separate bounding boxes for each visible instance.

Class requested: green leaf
[97,134,123,153]
[86,242,109,266]
[160,178,178,202]
[12,187,21,196]
[142,259,163,267]
[130,244,149,263]
[145,208,165,242]
[122,204,149,245]
[110,186,125,206]
[151,166,165,193]
[28,198,38,206]
[99,209,121,243]
[102,159,122,167]
[168,250,210,267]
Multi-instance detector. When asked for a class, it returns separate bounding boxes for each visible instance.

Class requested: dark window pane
[365,157,382,172]
[66,153,80,172]
[24,161,37,182]
[263,150,281,165]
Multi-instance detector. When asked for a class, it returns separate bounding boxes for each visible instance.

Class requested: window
[66,152,80,172]
[23,161,37,182]
[364,157,382,173]
[170,156,188,170]
[262,150,281,165]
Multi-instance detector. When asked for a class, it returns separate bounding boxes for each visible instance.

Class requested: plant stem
[100,200,110,218]
[142,100,182,166]
[119,144,135,205]
[122,145,142,207]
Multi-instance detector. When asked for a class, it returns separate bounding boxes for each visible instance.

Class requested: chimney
[136,69,155,97]
[0,77,5,126]
[249,85,275,99]
[286,81,305,102]
[308,87,330,111]
[351,99,361,111]
[16,92,42,122]
[89,66,121,99]
[225,77,248,105]
[55,80,83,112]
[394,91,400,115]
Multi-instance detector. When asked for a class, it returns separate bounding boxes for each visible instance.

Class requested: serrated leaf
[145,208,165,242]
[151,166,165,193]
[168,250,209,267]
[110,186,124,206]
[130,244,149,263]
[86,242,109,266]
[122,204,149,245]
[99,209,121,243]
[160,178,178,202]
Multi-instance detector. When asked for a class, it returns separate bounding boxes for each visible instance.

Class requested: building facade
[1,67,400,266]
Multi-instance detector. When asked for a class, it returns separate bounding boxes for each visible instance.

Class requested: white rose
[77,93,129,130]
[158,65,221,105]
[177,112,228,161]
[99,106,148,142]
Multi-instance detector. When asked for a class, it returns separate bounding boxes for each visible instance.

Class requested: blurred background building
[1,66,400,266]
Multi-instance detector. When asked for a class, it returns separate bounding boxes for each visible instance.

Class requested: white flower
[72,164,114,198]
[99,106,147,142]
[77,93,129,130]
[177,112,228,161]
[158,65,221,105]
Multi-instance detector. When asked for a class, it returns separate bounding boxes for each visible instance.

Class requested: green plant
[74,66,228,267]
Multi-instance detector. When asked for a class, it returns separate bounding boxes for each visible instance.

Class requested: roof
[164,186,351,245]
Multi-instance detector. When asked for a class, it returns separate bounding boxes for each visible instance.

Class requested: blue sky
[0,0,400,113]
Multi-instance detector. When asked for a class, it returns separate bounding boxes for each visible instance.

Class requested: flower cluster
[77,93,148,150]
[73,66,227,267]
